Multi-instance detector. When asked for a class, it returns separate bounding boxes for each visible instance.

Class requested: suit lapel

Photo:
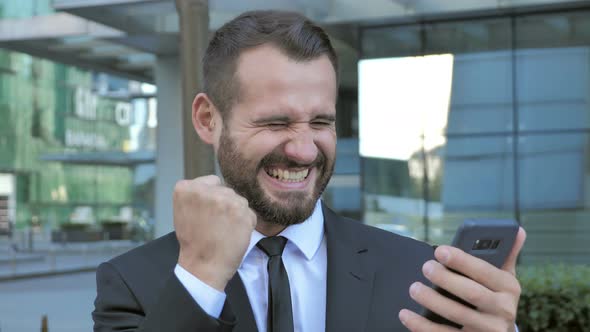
[225,273,258,332]
[323,204,375,332]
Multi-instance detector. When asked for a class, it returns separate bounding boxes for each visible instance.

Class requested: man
[93,10,526,332]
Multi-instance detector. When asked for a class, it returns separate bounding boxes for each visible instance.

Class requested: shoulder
[323,204,432,257]
[107,232,179,280]
[96,232,179,308]
[339,215,432,255]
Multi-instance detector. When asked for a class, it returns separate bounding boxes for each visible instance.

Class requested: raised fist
[174,175,257,291]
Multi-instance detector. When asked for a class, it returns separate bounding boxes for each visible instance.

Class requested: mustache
[259,151,326,169]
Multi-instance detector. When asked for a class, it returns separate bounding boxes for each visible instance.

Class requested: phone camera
[491,239,501,249]
[473,239,493,250]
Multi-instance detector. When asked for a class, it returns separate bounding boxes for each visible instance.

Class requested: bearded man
[93,10,526,332]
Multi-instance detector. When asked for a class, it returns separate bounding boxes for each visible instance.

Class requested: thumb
[502,227,526,275]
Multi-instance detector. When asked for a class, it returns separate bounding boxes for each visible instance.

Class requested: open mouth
[264,167,310,183]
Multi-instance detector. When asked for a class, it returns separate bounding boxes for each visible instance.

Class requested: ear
[192,93,221,145]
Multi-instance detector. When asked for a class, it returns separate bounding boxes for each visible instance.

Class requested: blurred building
[0,1,157,242]
[0,0,588,264]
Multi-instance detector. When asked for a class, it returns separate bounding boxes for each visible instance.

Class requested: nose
[283,130,318,165]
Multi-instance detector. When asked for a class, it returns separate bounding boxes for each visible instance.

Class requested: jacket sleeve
[92,262,236,332]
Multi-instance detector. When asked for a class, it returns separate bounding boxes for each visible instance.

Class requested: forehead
[232,44,337,118]
[235,43,336,81]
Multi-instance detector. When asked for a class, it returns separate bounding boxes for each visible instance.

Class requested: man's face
[215,44,337,226]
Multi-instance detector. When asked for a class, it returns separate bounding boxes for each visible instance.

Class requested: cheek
[315,132,337,158]
[241,135,280,161]
[237,129,336,161]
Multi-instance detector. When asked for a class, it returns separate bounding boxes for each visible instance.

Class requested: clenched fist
[174,175,257,291]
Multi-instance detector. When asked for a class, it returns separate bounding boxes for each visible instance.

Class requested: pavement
[0,233,146,331]
[0,271,97,332]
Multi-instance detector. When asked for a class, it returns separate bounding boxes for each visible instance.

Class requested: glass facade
[0,48,155,240]
[359,9,590,264]
[0,0,53,18]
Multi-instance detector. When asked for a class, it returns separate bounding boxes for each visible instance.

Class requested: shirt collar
[242,200,324,264]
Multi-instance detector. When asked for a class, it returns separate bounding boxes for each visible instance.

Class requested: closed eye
[266,123,288,130]
[311,120,334,128]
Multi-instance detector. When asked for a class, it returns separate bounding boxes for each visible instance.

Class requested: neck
[255,220,287,237]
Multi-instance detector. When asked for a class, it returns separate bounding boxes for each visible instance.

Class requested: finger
[234,194,250,208]
[199,174,222,186]
[246,209,258,229]
[434,246,517,293]
[398,309,459,332]
[174,179,189,192]
[423,260,519,318]
[422,260,494,311]
[408,282,498,330]
[502,227,527,275]
[218,185,238,198]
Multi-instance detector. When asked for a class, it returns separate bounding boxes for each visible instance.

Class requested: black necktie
[256,236,294,332]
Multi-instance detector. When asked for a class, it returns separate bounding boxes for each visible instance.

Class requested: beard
[217,129,334,226]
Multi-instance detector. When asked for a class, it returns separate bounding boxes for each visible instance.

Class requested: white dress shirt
[175,200,327,332]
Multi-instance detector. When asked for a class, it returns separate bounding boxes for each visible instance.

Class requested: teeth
[267,168,309,182]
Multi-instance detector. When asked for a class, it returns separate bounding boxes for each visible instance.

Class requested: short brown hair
[203,10,338,118]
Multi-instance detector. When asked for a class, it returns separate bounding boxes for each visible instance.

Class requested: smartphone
[422,219,520,328]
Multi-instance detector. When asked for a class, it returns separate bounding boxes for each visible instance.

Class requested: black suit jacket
[93,204,435,331]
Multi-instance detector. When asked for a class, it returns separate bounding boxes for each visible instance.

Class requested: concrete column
[153,1,212,237]
[175,0,215,179]
[154,56,183,237]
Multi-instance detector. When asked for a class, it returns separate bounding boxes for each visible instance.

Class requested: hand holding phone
[422,219,520,328]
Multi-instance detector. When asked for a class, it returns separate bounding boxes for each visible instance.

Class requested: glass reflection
[518,133,590,264]
[358,54,454,160]
[359,54,455,240]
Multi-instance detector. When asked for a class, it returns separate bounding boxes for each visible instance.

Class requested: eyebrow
[252,114,336,125]
[252,115,291,125]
